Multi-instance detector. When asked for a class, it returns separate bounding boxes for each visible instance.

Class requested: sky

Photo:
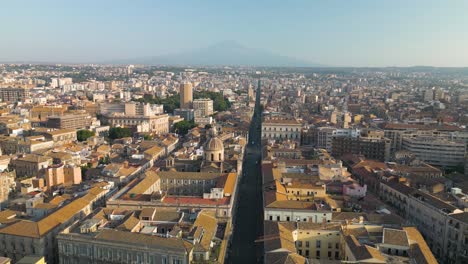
[1,0,468,67]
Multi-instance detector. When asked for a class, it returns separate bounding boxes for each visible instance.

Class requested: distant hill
[110,41,322,67]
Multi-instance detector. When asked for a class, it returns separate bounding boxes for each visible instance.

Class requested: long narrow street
[227,80,264,264]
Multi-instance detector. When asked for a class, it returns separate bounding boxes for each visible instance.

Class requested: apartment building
[57,209,221,264]
[264,220,437,264]
[0,185,108,263]
[332,136,391,162]
[382,123,462,155]
[11,154,52,178]
[316,127,337,152]
[0,136,19,155]
[379,180,466,262]
[43,129,77,146]
[47,113,92,130]
[294,222,342,260]
[17,139,54,154]
[445,212,468,264]
[0,171,15,209]
[193,98,214,117]
[0,87,31,102]
[105,113,169,134]
[402,137,466,167]
[30,105,68,121]
[57,229,192,264]
[262,119,302,141]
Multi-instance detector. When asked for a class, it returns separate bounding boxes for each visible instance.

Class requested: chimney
[123,161,129,168]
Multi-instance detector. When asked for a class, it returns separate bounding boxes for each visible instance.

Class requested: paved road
[227,80,264,264]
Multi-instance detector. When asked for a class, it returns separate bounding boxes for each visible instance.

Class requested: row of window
[298,249,340,260]
[263,133,300,139]
[161,179,215,185]
[263,127,300,131]
[297,241,340,249]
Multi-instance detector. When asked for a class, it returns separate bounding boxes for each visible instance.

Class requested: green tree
[134,94,180,113]
[77,129,95,142]
[194,91,231,111]
[109,127,132,140]
[143,134,153,140]
[172,121,196,135]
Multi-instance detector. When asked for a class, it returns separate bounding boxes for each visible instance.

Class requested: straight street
[227,80,264,264]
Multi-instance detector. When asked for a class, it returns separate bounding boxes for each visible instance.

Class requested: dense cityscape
[0,64,465,264]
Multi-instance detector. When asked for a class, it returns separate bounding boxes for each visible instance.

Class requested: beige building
[193,98,214,117]
[0,171,15,208]
[179,82,193,109]
[56,209,220,264]
[30,105,68,121]
[57,229,192,264]
[43,129,77,146]
[105,113,169,134]
[124,102,164,116]
[45,165,82,188]
[294,222,342,260]
[0,185,108,263]
[46,113,92,130]
[17,139,54,154]
[11,154,52,178]
[0,136,19,155]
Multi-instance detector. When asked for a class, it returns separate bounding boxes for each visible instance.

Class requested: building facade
[402,137,466,167]
[47,114,92,130]
[262,119,302,142]
[193,98,214,117]
[179,82,193,109]
[0,87,31,102]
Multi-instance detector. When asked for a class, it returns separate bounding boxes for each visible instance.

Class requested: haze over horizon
[1,0,468,67]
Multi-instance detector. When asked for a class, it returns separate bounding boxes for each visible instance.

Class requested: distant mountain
[110,41,322,67]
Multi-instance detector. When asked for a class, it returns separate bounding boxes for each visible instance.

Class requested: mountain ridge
[108,41,323,67]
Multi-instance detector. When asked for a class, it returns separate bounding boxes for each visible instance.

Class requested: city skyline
[1,0,468,67]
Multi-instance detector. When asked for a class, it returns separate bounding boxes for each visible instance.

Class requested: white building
[193,98,214,117]
[262,119,302,142]
[402,137,466,167]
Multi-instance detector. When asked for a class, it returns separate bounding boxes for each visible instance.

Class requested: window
[305,241,309,247]
[286,216,290,221]
[328,251,332,258]
[335,243,339,249]
[328,242,332,249]
[316,240,321,248]
[316,251,320,259]
[305,250,309,257]
[297,241,303,247]
[277,216,280,221]
[335,251,339,259]
[269,216,273,220]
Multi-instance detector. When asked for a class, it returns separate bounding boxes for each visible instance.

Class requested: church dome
[205,137,224,151]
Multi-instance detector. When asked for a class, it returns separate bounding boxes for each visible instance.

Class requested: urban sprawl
[0,64,466,264]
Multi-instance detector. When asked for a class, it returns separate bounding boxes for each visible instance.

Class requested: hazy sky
[1,0,468,67]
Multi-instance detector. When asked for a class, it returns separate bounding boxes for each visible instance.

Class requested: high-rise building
[179,82,193,109]
[193,98,214,117]
[0,87,31,102]
[248,84,254,100]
